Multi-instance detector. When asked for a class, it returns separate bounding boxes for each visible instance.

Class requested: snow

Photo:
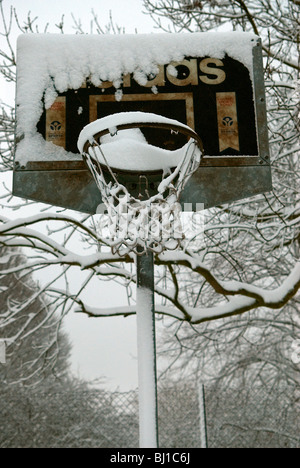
[0,340,6,365]
[68,257,300,326]
[157,251,300,323]
[15,32,256,166]
[90,138,190,172]
[77,111,194,152]
[78,111,197,171]
[223,261,300,305]
[100,127,147,145]
[16,133,81,167]
[136,285,158,448]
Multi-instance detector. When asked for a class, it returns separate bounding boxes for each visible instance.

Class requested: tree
[0,381,140,448]
[141,0,299,414]
[0,0,298,448]
[0,247,136,449]
[0,0,298,375]
[0,246,72,385]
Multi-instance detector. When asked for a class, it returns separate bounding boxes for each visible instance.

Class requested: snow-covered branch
[73,249,300,323]
[1,204,298,324]
[0,2,298,391]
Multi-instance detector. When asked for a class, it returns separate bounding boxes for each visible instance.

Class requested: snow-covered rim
[77,111,203,172]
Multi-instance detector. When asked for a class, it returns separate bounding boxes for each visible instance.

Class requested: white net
[78,114,202,256]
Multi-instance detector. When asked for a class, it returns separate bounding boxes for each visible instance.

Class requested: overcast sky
[5,0,155,34]
[1,0,162,391]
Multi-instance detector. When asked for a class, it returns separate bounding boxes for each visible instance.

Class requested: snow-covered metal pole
[198,382,208,448]
[136,250,159,448]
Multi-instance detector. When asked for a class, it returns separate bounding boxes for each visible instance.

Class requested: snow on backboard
[13,33,271,212]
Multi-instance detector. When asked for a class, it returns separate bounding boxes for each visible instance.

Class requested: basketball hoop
[78,112,203,255]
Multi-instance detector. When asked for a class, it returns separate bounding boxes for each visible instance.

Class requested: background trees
[0,0,298,375]
[0,0,300,445]
[0,0,298,304]
[0,0,299,447]
[0,247,71,384]
[142,0,300,399]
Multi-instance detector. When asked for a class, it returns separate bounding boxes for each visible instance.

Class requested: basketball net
[79,114,202,256]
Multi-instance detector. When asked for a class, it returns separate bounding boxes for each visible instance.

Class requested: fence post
[198,382,208,448]
[136,250,159,448]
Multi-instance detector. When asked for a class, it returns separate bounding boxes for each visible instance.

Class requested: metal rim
[82,120,204,175]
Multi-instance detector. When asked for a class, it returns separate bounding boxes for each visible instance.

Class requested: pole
[198,382,208,448]
[136,250,159,448]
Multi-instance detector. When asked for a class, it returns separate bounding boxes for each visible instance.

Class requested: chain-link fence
[0,382,299,448]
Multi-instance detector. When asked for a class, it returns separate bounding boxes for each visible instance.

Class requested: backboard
[13,33,271,212]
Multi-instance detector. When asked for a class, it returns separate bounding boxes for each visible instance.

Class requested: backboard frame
[13,33,271,212]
